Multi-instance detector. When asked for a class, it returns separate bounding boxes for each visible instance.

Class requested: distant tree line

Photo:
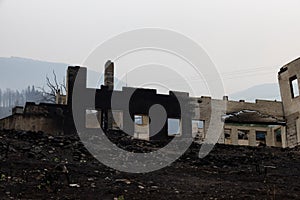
[0,86,54,118]
[0,71,65,118]
[0,86,53,108]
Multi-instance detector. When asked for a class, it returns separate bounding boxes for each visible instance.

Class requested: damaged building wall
[222,124,286,148]
[190,96,212,140]
[222,99,286,147]
[225,99,284,124]
[3,57,300,149]
[69,66,194,141]
[278,57,300,147]
[0,103,65,135]
[191,96,286,147]
[63,65,289,148]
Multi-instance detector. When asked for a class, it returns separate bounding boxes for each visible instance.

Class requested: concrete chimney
[104,60,114,90]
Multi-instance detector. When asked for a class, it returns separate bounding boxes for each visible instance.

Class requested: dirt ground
[0,130,300,200]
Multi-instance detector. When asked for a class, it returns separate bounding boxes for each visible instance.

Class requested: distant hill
[0,57,68,90]
[0,57,70,118]
[0,56,124,91]
[0,57,282,104]
[229,83,281,102]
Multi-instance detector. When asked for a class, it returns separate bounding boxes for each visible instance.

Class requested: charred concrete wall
[66,66,82,106]
[104,60,114,91]
[68,65,288,147]
[70,66,195,141]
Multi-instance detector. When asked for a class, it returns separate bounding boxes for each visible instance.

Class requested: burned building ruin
[2,58,300,148]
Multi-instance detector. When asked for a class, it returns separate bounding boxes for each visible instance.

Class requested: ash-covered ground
[0,130,300,199]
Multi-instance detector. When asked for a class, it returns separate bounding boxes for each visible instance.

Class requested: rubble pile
[0,130,300,199]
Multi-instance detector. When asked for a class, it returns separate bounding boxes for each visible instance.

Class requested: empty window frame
[238,130,249,140]
[134,115,149,127]
[290,76,300,98]
[224,128,232,144]
[192,120,204,129]
[168,118,181,136]
[134,115,143,125]
[256,131,266,144]
[192,120,204,139]
[224,129,231,139]
[134,114,150,140]
[237,129,249,145]
[85,109,101,128]
[275,128,282,142]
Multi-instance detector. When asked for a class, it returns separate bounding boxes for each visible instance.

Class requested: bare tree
[38,70,66,103]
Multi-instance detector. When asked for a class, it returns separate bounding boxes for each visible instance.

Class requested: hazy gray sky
[1,0,300,94]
